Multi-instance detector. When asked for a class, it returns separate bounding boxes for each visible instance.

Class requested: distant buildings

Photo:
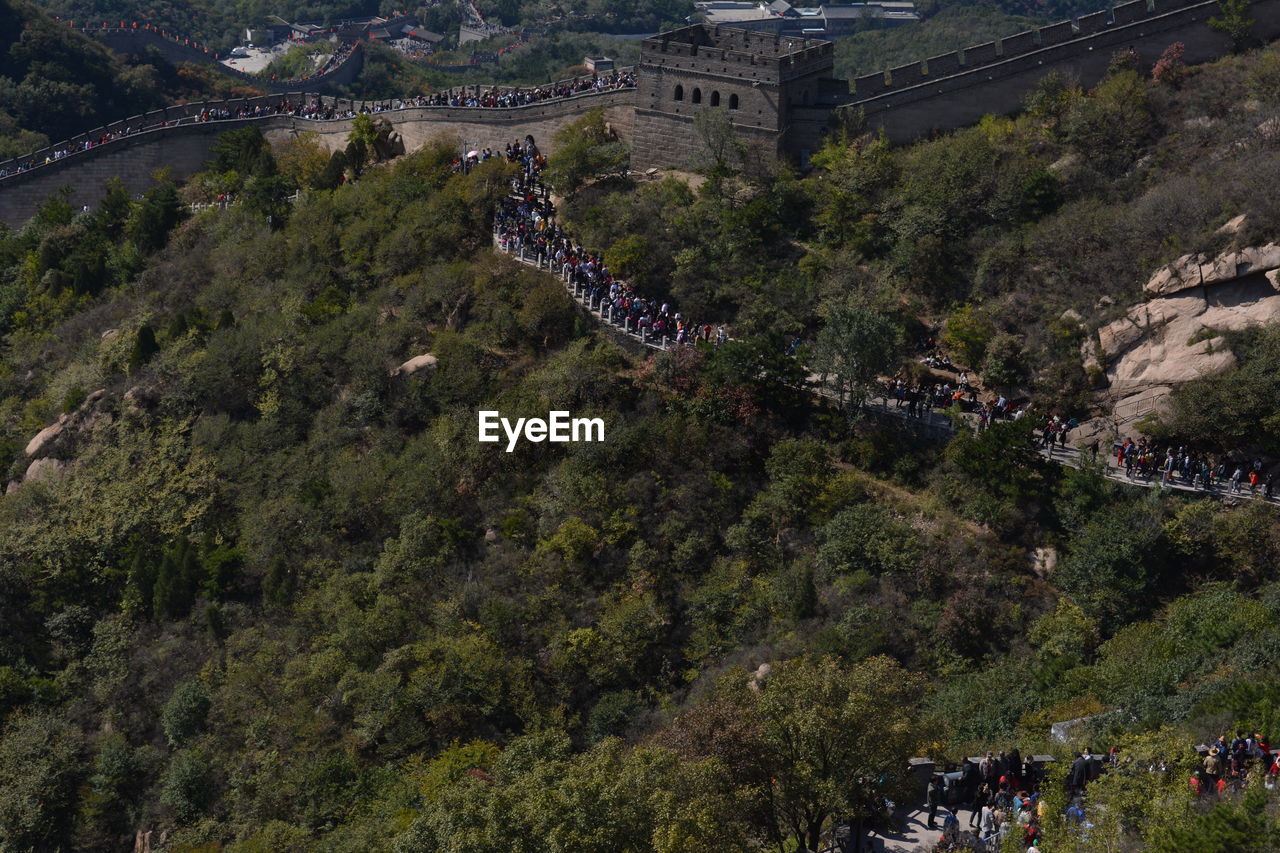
[694,0,918,37]
[245,13,427,47]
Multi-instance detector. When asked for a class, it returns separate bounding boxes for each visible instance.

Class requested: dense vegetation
[0,0,175,159]
[4,18,1280,853]
[833,5,1046,80]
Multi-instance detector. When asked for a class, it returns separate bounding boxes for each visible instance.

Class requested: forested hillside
[3,25,1280,853]
[28,0,691,54]
[0,0,175,158]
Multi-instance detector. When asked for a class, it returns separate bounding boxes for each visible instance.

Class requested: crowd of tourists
[884,377,977,421]
[1109,438,1275,497]
[492,142,723,349]
[871,339,1279,501]
[297,42,359,79]
[921,734,1280,853]
[923,747,1050,852]
[879,372,1037,431]
[420,69,635,108]
[1191,731,1279,796]
[0,70,634,180]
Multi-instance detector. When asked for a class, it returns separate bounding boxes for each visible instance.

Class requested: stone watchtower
[630,24,843,169]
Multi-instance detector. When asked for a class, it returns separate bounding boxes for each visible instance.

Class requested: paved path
[496,232,1280,509]
[832,804,989,852]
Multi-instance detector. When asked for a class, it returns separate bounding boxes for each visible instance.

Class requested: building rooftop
[698,3,780,24]
[696,1,917,28]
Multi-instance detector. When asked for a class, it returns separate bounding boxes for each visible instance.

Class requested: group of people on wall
[421,69,635,108]
[492,140,723,350]
[0,70,635,181]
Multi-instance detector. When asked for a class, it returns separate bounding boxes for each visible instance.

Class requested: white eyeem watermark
[478,410,605,452]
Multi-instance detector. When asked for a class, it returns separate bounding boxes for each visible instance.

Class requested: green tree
[941,304,995,370]
[210,127,276,176]
[398,732,749,853]
[161,680,211,749]
[1054,494,1169,632]
[604,233,654,281]
[1156,326,1280,455]
[750,655,924,850]
[245,174,295,228]
[1209,0,1255,51]
[543,108,629,197]
[0,711,83,851]
[152,538,202,620]
[126,181,185,253]
[128,323,159,372]
[817,503,919,579]
[262,556,296,610]
[348,113,380,154]
[1149,777,1277,851]
[940,417,1055,534]
[981,330,1026,389]
[160,749,214,824]
[313,149,350,190]
[692,106,747,173]
[1061,69,1155,175]
[77,733,146,843]
[810,302,903,415]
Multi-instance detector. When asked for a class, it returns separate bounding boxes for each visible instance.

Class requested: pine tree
[262,556,295,610]
[128,324,159,372]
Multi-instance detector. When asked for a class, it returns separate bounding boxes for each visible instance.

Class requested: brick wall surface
[847,0,1280,142]
[0,90,637,226]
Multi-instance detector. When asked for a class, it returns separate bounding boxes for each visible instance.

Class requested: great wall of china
[844,0,1280,142]
[6,0,1280,225]
[76,24,367,92]
[0,85,637,225]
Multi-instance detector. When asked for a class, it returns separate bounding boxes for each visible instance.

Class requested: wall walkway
[498,229,1280,504]
[79,25,365,92]
[0,85,637,226]
[842,0,1280,141]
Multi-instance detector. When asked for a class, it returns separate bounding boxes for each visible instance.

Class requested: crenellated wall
[0,88,637,226]
[630,24,837,167]
[10,0,1280,226]
[843,0,1280,141]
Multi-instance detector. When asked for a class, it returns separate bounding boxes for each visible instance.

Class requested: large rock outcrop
[1099,258,1280,392]
[5,389,111,493]
[1080,233,1280,439]
[390,353,438,377]
[1142,243,1280,297]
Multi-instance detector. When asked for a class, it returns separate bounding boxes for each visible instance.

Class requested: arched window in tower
[710,91,720,107]
[674,84,683,101]
[692,88,702,104]
[729,93,739,110]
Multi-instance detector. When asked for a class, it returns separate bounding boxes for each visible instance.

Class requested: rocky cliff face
[1082,226,1280,436]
